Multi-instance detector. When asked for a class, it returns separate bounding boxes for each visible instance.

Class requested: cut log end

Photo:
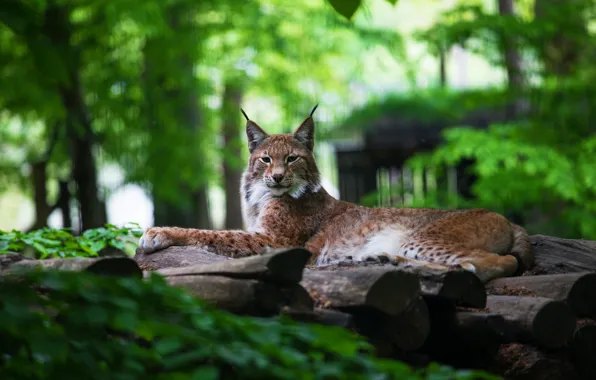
[392,297,430,351]
[438,270,486,308]
[532,300,577,349]
[86,257,143,279]
[301,268,420,316]
[567,272,596,319]
[260,247,312,283]
[366,270,421,315]
[570,324,596,379]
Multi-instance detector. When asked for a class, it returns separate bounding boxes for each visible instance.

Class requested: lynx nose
[272,174,284,183]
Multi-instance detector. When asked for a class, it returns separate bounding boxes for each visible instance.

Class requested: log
[529,234,596,275]
[0,252,27,271]
[153,247,311,285]
[392,297,430,350]
[310,260,486,308]
[495,343,577,380]
[351,297,430,351]
[164,275,281,316]
[487,272,596,318]
[486,295,576,348]
[2,257,142,279]
[401,266,486,308]
[134,245,231,270]
[281,307,354,328]
[422,297,515,369]
[569,322,596,379]
[301,267,420,316]
[454,312,516,344]
[281,284,314,311]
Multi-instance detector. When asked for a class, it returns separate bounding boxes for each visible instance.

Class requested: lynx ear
[242,109,269,153]
[293,104,318,151]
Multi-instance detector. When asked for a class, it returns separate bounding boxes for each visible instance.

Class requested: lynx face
[242,109,321,200]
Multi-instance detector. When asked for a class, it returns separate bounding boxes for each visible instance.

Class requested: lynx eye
[259,156,271,164]
[286,156,299,163]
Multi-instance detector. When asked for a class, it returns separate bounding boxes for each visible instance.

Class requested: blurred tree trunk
[497,0,526,226]
[221,79,245,229]
[497,0,525,120]
[57,180,72,229]
[41,3,106,231]
[497,0,523,91]
[144,5,211,229]
[29,161,52,231]
[534,0,589,77]
[438,47,447,88]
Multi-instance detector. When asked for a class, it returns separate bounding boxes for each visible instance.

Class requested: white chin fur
[268,187,288,197]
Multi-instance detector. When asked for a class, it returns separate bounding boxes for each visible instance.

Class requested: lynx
[139,105,534,282]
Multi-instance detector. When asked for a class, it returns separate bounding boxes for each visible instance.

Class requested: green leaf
[386,0,399,5]
[327,0,361,20]
[90,241,107,252]
[191,366,219,380]
[155,337,184,356]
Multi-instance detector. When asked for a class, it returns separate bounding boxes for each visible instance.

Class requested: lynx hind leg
[457,250,519,283]
[509,224,534,273]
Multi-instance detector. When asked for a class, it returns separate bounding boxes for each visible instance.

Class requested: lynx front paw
[138,227,176,254]
[361,253,398,264]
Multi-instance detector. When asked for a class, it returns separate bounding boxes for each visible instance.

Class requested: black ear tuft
[240,108,249,121]
[309,104,319,118]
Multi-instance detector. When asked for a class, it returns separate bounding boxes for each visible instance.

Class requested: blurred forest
[0,0,594,239]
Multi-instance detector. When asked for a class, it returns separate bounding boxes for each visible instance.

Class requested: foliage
[326,0,399,20]
[0,0,405,230]
[333,88,508,137]
[338,0,596,240]
[406,84,596,239]
[0,223,142,258]
[0,268,500,380]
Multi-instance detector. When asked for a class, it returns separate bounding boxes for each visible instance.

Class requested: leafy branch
[0,223,143,258]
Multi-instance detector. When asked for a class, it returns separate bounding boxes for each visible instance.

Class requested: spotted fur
[139,108,534,283]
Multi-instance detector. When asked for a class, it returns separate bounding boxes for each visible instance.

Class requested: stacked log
[486,272,596,379]
[300,268,427,351]
[131,235,596,378]
[1,256,143,279]
[151,247,313,316]
[486,272,596,319]
[3,234,594,378]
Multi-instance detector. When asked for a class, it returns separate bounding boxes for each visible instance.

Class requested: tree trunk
[496,0,527,227]
[221,79,245,229]
[438,47,447,88]
[29,161,51,231]
[534,0,589,77]
[57,180,72,229]
[41,3,106,231]
[65,113,105,231]
[497,0,524,93]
